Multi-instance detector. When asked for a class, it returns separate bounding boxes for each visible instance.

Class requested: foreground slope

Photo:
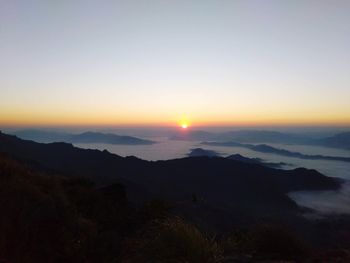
[1,153,337,263]
[0,153,130,263]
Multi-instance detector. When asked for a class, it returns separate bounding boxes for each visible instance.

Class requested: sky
[1,0,350,128]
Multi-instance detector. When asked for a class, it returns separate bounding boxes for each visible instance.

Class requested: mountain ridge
[9,129,155,145]
[171,129,350,149]
[0,131,340,217]
[202,141,350,163]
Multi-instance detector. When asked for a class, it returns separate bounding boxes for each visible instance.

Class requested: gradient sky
[1,0,350,127]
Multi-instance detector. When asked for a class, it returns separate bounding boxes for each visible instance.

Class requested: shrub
[248,224,310,260]
[121,217,224,263]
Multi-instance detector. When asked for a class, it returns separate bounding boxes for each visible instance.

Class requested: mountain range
[171,129,350,150]
[0,131,341,232]
[10,129,155,145]
[202,141,350,163]
[10,129,350,150]
[187,148,288,168]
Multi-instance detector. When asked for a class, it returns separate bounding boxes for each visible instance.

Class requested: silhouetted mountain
[319,132,350,150]
[14,129,350,150]
[171,129,312,144]
[187,149,287,168]
[0,131,341,225]
[227,153,261,164]
[11,129,155,145]
[69,131,155,145]
[203,141,350,163]
[187,148,220,157]
[221,130,312,144]
[12,129,71,142]
[226,153,288,168]
[171,129,350,150]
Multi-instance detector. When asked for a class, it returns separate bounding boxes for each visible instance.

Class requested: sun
[178,116,190,129]
[181,123,188,129]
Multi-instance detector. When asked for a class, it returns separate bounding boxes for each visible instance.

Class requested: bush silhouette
[121,217,224,263]
[248,224,310,260]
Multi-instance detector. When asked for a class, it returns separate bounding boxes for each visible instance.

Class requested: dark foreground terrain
[1,131,350,262]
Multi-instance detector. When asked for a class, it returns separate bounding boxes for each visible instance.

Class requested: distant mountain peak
[9,129,156,145]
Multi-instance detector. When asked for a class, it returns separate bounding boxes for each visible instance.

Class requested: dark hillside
[0,131,341,229]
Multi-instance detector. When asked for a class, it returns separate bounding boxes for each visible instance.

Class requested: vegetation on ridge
[1,153,350,262]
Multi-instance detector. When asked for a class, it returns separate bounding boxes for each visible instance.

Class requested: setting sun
[181,123,188,129]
